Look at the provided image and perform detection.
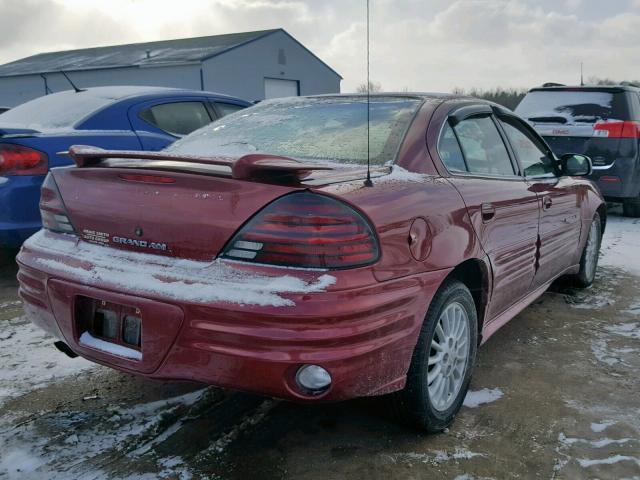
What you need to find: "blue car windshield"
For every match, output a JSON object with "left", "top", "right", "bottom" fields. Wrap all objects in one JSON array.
[{"left": 168, "top": 96, "right": 422, "bottom": 166}]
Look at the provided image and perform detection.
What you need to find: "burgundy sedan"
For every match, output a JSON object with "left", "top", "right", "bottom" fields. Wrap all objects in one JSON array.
[{"left": 17, "top": 94, "right": 604, "bottom": 431}]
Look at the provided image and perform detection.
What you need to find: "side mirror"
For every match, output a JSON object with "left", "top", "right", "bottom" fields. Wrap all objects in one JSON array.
[{"left": 560, "top": 153, "right": 592, "bottom": 176}]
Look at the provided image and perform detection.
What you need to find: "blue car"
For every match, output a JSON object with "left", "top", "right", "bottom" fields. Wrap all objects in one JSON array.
[{"left": 0, "top": 86, "right": 250, "bottom": 247}]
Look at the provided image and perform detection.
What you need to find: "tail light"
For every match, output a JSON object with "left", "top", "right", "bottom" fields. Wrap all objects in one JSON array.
[
  {"left": 221, "top": 192, "right": 379, "bottom": 269},
  {"left": 40, "top": 174, "right": 77, "bottom": 235},
  {"left": 0, "top": 143, "right": 48, "bottom": 175},
  {"left": 593, "top": 121, "right": 640, "bottom": 138}
]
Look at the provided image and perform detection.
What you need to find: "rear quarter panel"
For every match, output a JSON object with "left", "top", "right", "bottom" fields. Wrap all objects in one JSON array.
[
  {"left": 320, "top": 98, "right": 488, "bottom": 284},
  {"left": 573, "top": 178, "right": 606, "bottom": 247}
]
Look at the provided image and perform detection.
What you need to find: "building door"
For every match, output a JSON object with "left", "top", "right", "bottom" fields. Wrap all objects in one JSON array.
[{"left": 264, "top": 78, "right": 299, "bottom": 99}]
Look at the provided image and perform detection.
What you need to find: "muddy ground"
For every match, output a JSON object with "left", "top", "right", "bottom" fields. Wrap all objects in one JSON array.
[{"left": 0, "top": 210, "right": 638, "bottom": 480}]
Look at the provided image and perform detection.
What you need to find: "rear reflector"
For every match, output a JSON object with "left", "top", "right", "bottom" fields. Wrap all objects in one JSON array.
[
  {"left": 0, "top": 143, "right": 48, "bottom": 175},
  {"left": 40, "top": 173, "right": 77, "bottom": 235},
  {"left": 593, "top": 121, "right": 640, "bottom": 138},
  {"left": 221, "top": 192, "right": 379, "bottom": 269},
  {"left": 600, "top": 176, "right": 621, "bottom": 183}
]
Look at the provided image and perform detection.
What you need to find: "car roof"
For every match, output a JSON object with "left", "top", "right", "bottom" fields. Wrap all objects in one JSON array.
[
  {"left": 305, "top": 92, "right": 459, "bottom": 101},
  {"left": 66, "top": 85, "right": 249, "bottom": 104},
  {"left": 0, "top": 86, "right": 249, "bottom": 133},
  {"left": 527, "top": 85, "right": 640, "bottom": 93}
]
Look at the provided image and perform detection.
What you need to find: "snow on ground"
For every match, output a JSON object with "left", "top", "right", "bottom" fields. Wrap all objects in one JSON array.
[
  {"left": 599, "top": 210, "right": 640, "bottom": 277},
  {"left": 0, "top": 388, "right": 209, "bottom": 480},
  {"left": 463, "top": 388, "right": 504, "bottom": 408},
  {"left": 554, "top": 415, "right": 640, "bottom": 476},
  {"left": 384, "top": 448, "right": 486, "bottom": 465},
  {"left": 587, "top": 227, "right": 640, "bottom": 368},
  {"left": 0, "top": 315, "right": 94, "bottom": 405}
]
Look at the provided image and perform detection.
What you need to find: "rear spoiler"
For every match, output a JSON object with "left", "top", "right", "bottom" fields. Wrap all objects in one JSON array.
[
  {"left": 0, "top": 127, "right": 40, "bottom": 137},
  {"left": 66, "top": 145, "right": 333, "bottom": 184}
]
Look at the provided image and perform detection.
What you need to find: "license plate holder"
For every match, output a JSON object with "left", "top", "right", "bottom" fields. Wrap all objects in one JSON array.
[{"left": 76, "top": 296, "right": 142, "bottom": 350}]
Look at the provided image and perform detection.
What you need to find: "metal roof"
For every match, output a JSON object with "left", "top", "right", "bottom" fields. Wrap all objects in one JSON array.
[{"left": 0, "top": 29, "right": 284, "bottom": 78}]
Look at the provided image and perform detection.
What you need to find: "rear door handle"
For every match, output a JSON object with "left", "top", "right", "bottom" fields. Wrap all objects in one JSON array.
[
  {"left": 481, "top": 203, "right": 496, "bottom": 222},
  {"left": 543, "top": 196, "right": 553, "bottom": 210}
]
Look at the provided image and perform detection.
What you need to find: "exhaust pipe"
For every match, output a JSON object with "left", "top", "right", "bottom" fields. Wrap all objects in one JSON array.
[{"left": 54, "top": 341, "right": 78, "bottom": 359}]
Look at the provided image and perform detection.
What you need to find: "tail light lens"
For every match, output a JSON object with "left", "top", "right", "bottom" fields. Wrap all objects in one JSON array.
[
  {"left": 593, "top": 121, "right": 640, "bottom": 138},
  {"left": 0, "top": 143, "right": 48, "bottom": 175},
  {"left": 40, "top": 174, "right": 77, "bottom": 235},
  {"left": 221, "top": 192, "right": 379, "bottom": 269}
]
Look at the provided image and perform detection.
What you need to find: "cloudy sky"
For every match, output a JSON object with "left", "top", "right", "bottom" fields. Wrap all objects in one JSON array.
[{"left": 1, "top": 0, "right": 639, "bottom": 92}]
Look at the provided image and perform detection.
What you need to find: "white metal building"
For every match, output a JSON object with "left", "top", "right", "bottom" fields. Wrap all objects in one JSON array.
[{"left": 0, "top": 29, "right": 342, "bottom": 107}]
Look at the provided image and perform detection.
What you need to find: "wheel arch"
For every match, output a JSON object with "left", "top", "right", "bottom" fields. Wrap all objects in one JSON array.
[
  {"left": 596, "top": 202, "right": 607, "bottom": 235},
  {"left": 445, "top": 258, "right": 491, "bottom": 345}
]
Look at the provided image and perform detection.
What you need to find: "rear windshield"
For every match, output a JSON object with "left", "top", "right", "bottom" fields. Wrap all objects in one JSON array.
[
  {"left": 0, "top": 89, "right": 117, "bottom": 131},
  {"left": 167, "top": 96, "right": 422, "bottom": 165},
  {"left": 516, "top": 90, "right": 628, "bottom": 124}
]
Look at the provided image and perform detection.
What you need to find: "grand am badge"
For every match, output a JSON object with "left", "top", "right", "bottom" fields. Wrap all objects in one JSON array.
[{"left": 112, "top": 236, "right": 168, "bottom": 251}]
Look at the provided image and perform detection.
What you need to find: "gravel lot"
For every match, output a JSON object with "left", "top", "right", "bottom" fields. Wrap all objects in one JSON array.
[{"left": 0, "top": 208, "right": 638, "bottom": 480}]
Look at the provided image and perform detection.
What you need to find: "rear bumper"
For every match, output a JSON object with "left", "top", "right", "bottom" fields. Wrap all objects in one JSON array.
[
  {"left": 0, "top": 175, "right": 45, "bottom": 247},
  {"left": 589, "top": 158, "right": 640, "bottom": 200},
  {"left": 17, "top": 231, "right": 449, "bottom": 402}
]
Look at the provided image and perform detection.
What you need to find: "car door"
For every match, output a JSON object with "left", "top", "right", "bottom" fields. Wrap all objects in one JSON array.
[
  {"left": 497, "top": 113, "right": 583, "bottom": 288},
  {"left": 438, "top": 105, "right": 541, "bottom": 320},
  {"left": 129, "top": 98, "right": 216, "bottom": 150}
]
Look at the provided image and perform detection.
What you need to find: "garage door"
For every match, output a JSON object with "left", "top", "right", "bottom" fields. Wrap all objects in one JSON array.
[{"left": 264, "top": 78, "right": 299, "bottom": 99}]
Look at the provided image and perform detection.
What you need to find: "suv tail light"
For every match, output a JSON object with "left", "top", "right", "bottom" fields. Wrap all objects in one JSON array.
[
  {"left": 221, "top": 192, "right": 379, "bottom": 269},
  {"left": 593, "top": 121, "right": 640, "bottom": 138},
  {"left": 0, "top": 143, "right": 48, "bottom": 175},
  {"left": 40, "top": 174, "right": 77, "bottom": 235}
]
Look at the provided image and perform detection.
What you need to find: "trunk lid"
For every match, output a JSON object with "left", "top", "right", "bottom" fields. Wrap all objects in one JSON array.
[{"left": 52, "top": 166, "right": 298, "bottom": 261}]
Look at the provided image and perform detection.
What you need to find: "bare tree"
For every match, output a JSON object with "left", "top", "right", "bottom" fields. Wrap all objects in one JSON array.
[
  {"left": 452, "top": 86, "right": 528, "bottom": 110},
  {"left": 586, "top": 76, "right": 640, "bottom": 86},
  {"left": 356, "top": 81, "right": 382, "bottom": 93}
]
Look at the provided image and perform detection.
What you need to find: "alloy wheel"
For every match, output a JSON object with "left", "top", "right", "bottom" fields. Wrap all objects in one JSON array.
[{"left": 427, "top": 301, "right": 470, "bottom": 412}]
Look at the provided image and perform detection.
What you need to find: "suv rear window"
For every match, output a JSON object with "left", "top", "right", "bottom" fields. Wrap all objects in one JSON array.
[{"left": 516, "top": 90, "right": 630, "bottom": 125}]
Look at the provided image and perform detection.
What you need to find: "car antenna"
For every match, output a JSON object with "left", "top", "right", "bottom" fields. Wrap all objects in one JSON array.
[
  {"left": 580, "top": 61, "right": 584, "bottom": 86},
  {"left": 39, "top": 74, "right": 52, "bottom": 95},
  {"left": 59, "top": 70, "right": 84, "bottom": 93},
  {"left": 363, "top": 0, "right": 373, "bottom": 187}
]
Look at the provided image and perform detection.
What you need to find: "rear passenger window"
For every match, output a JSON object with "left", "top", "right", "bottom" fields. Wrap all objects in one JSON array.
[
  {"left": 454, "top": 116, "right": 515, "bottom": 176},
  {"left": 140, "top": 102, "right": 212, "bottom": 136},
  {"left": 215, "top": 102, "right": 245, "bottom": 117},
  {"left": 438, "top": 123, "right": 467, "bottom": 172},
  {"left": 500, "top": 119, "right": 556, "bottom": 177}
]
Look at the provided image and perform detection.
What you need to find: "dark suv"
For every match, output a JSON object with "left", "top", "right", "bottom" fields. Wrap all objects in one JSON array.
[{"left": 516, "top": 84, "right": 640, "bottom": 216}]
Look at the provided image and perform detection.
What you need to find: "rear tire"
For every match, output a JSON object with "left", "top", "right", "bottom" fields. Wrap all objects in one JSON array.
[
  {"left": 568, "top": 213, "right": 602, "bottom": 288},
  {"left": 623, "top": 197, "right": 640, "bottom": 218},
  {"left": 392, "top": 280, "right": 478, "bottom": 432}
]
